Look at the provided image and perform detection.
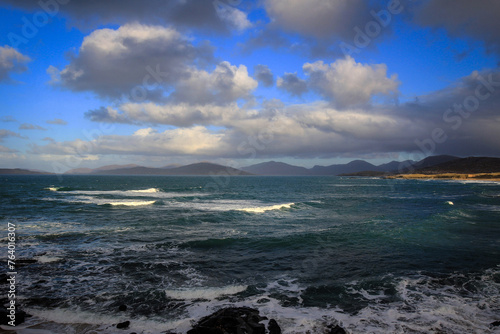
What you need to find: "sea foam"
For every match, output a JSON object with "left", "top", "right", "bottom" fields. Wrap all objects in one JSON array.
[
  {"left": 165, "top": 285, "right": 248, "bottom": 300},
  {"left": 238, "top": 203, "right": 295, "bottom": 213}
]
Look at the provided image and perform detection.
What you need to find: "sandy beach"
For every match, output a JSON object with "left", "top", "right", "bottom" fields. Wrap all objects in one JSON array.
[{"left": 386, "top": 172, "right": 500, "bottom": 182}]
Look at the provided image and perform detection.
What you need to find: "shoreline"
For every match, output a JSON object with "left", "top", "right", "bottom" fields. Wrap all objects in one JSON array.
[{"left": 385, "top": 172, "right": 500, "bottom": 182}]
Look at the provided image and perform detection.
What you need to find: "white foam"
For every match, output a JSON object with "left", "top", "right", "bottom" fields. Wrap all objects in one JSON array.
[
  {"left": 24, "top": 308, "right": 119, "bottom": 326},
  {"left": 165, "top": 199, "right": 296, "bottom": 213},
  {"left": 170, "top": 269, "right": 500, "bottom": 334},
  {"left": 14, "top": 269, "right": 500, "bottom": 334},
  {"left": 127, "top": 188, "right": 160, "bottom": 193},
  {"left": 34, "top": 255, "right": 62, "bottom": 263},
  {"left": 238, "top": 203, "right": 295, "bottom": 213},
  {"left": 45, "top": 187, "right": 60, "bottom": 191},
  {"left": 446, "top": 201, "right": 454, "bottom": 205},
  {"left": 22, "top": 308, "right": 176, "bottom": 333},
  {"left": 165, "top": 285, "right": 248, "bottom": 300},
  {"left": 108, "top": 200, "right": 156, "bottom": 206}
]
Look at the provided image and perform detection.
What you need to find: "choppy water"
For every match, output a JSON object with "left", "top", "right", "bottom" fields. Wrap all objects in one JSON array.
[{"left": 1, "top": 175, "right": 499, "bottom": 333}]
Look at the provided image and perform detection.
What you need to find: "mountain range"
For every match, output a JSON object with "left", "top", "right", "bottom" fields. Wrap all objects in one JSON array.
[{"left": 1, "top": 155, "right": 500, "bottom": 176}]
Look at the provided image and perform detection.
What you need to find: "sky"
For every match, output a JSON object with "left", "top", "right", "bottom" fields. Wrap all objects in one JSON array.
[{"left": 1, "top": 0, "right": 500, "bottom": 173}]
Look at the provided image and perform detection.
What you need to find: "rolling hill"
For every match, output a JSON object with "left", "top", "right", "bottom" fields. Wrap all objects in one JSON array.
[{"left": 4, "top": 155, "right": 499, "bottom": 176}]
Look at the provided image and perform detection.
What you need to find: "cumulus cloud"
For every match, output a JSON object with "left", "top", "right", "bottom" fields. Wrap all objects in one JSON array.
[
  {"left": 0, "top": 45, "right": 31, "bottom": 83},
  {"left": 0, "top": 0, "right": 251, "bottom": 33},
  {"left": 171, "top": 62, "right": 258, "bottom": 104},
  {"left": 264, "top": 0, "right": 372, "bottom": 40},
  {"left": 415, "top": 0, "right": 500, "bottom": 54},
  {"left": 303, "top": 57, "right": 400, "bottom": 108},
  {"left": 277, "top": 73, "right": 308, "bottom": 96},
  {"left": 51, "top": 23, "right": 214, "bottom": 98},
  {"left": 51, "top": 24, "right": 257, "bottom": 105},
  {"left": 31, "top": 126, "right": 227, "bottom": 157},
  {"left": 254, "top": 65, "right": 274, "bottom": 87},
  {"left": 214, "top": 2, "right": 252, "bottom": 31},
  {"left": 19, "top": 123, "right": 47, "bottom": 130},
  {"left": 86, "top": 102, "right": 255, "bottom": 127},
  {"left": 31, "top": 68, "right": 500, "bottom": 159}
]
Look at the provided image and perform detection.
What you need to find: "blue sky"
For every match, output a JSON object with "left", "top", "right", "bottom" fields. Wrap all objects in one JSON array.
[{"left": 1, "top": 0, "right": 500, "bottom": 172}]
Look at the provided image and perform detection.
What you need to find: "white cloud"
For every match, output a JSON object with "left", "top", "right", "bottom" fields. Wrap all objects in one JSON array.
[
  {"left": 52, "top": 24, "right": 257, "bottom": 106},
  {"left": 32, "top": 126, "right": 227, "bottom": 157},
  {"left": 0, "top": 45, "right": 31, "bottom": 83},
  {"left": 51, "top": 23, "right": 213, "bottom": 98},
  {"left": 172, "top": 62, "right": 258, "bottom": 104},
  {"left": 86, "top": 102, "right": 258, "bottom": 128},
  {"left": 133, "top": 128, "right": 158, "bottom": 137},
  {"left": 215, "top": 3, "right": 252, "bottom": 31},
  {"left": 31, "top": 69, "right": 500, "bottom": 160},
  {"left": 303, "top": 56, "right": 400, "bottom": 108}
]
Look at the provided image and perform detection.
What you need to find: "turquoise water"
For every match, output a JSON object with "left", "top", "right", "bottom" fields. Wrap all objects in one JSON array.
[{"left": 1, "top": 175, "right": 499, "bottom": 333}]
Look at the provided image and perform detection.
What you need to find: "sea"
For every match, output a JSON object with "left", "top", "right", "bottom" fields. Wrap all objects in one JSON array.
[{"left": 0, "top": 175, "right": 499, "bottom": 333}]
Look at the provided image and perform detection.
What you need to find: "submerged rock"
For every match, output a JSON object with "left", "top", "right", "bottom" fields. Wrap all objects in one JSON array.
[
  {"left": 327, "top": 324, "right": 347, "bottom": 334},
  {"left": 116, "top": 320, "right": 130, "bottom": 329},
  {"left": 268, "top": 318, "right": 281, "bottom": 334},
  {"left": 187, "top": 307, "right": 270, "bottom": 334}
]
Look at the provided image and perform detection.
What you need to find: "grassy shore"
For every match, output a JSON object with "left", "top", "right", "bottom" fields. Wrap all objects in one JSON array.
[{"left": 386, "top": 172, "right": 500, "bottom": 181}]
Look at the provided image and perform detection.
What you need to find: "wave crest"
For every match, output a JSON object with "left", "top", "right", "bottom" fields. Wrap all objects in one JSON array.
[{"left": 238, "top": 203, "right": 295, "bottom": 213}]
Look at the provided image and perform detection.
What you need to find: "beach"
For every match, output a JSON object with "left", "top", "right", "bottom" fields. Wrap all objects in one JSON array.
[{"left": 386, "top": 172, "right": 500, "bottom": 182}]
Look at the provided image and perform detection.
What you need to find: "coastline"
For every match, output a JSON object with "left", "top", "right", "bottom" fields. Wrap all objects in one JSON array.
[{"left": 385, "top": 172, "right": 500, "bottom": 182}]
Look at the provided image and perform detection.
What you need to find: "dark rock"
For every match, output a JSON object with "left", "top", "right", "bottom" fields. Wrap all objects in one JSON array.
[
  {"left": 187, "top": 307, "right": 269, "bottom": 334},
  {"left": 268, "top": 318, "right": 281, "bottom": 334},
  {"left": 327, "top": 324, "right": 347, "bottom": 334},
  {"left": 116, "top": 320, "right": 130, "bottom": 329},
  {"left": 490, "top": 320, "right": 500, "bottom": 327},
  {"left": 118, "top": 304, "right": 127, "bottom": 312}
]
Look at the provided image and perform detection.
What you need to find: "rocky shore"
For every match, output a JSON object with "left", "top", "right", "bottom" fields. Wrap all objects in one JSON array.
[
  {"left": 0, "top": 303, "right": 347, "bottom": 334},
  {"left": 2, "top": 276, "right": 500, "bottom": 333}
]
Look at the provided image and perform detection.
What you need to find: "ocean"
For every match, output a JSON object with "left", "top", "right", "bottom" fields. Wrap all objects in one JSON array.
[{"left": 1, "top": 175, "right": 499, "bottom": 333}]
